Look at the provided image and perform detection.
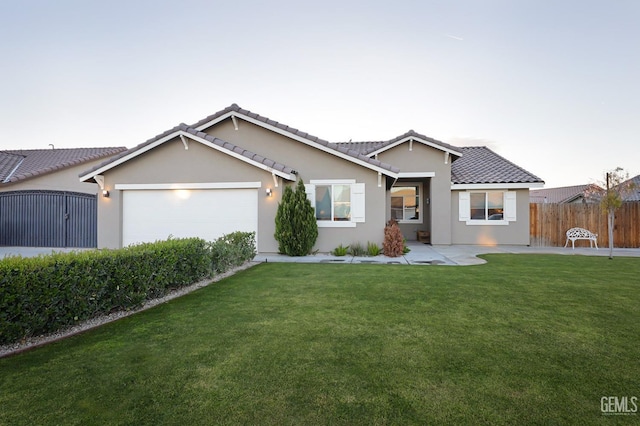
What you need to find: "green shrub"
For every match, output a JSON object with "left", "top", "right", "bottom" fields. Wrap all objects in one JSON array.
[
  {"left": 348, "top": 242, "right": 366, "bottom": 257},
  {"left": 209, "top": 231, "right": 256, "bottom": 274},
  {"left": 403, "top": 238, "right": 411, "bottom": 254},
  {"left": 0, "top": 233, "right": 256, "bottom": 346},
  {"left": 332, "top": 244, "right": 349, "bottom": 256},
  {"left": 274, "top": 180, "right": 318, "bottom": 256},
  {"left": 367, "top": 242, "right": 382, "bottom": 256}
]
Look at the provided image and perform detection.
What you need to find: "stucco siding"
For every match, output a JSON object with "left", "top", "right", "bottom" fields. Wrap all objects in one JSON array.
[
  {"left": 1, "top": 162, "right": 101, "bottom": 194},
  {"left": 450, "top": 188, "right": 531, "bottom": 245}
]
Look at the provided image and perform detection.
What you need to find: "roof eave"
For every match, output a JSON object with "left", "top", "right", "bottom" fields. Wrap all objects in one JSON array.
[
  {"left": 367, "top": 136, "right": 463, "bottom": 158},
  {"left": 451, "top": 182, "right": 545, "bottom": 190}
]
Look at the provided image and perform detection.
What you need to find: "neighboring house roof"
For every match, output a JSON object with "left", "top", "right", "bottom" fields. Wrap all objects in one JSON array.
[
  {"left": 337, "top": 129, "right": 463, "bottom": 157},
  {"left": 0, "top": 147, "right": 127, "bottom": 185},
  {"left": 530, "top": 184, "right": 602, "bottom": 204},
  {"left": 621, "top": 175, "right": 640, "bottom": 201},
  {"left": 451, "top": 146, "right": 544, "bottom": 186},
  {"left": 80, "top": 123, "right": 299, "bottom": 182},
  {"left": 81, "top": 104, "right": 401, "bottom": 181}
]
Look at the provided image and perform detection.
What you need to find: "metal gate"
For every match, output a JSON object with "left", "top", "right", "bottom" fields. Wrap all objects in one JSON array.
[{"left": 0, "top": 190, "right": 97, "bottom": 248}]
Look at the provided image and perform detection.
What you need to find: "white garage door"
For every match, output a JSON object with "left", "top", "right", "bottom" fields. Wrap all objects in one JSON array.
[{"left": 122, "top": 188, "right": 258, "bottom": 246}]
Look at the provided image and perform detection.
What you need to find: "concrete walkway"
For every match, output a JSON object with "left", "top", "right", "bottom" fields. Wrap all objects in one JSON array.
[
  {"left": 2, "top": 244, "right": 639, "bottom": 266},
  {"left": 254, "top": 242, "right": 640, "bottom": 266}
]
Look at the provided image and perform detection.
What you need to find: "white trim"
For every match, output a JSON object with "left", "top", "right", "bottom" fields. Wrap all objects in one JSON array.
[
  {"left": 195, "top": 111, "right": 235, "bottom": 131},
  {"left": 94, "top": 175, "right": 105, "bottom": 190},
  {"left": 179, "top": 134, "right": 189, "bottom": 150},
  {"left": 115, "top": 182, "right": 262, "bottom": 190},
  {"left": 310, "top": 179, "right": 356, "bottom": 185},
  {"left": 317, "top": 221, "right": 357, "bottom": 228},
  {"left": 367, "top": 136, "right": 463, "bottom": 158},
  {"left": 391, "top": 182, "right": 423, "bottom": 224},
  {"left": 452, "top": 182, "right": 544, "bottom": 190},
  {"left": 199, "top": 113, "right": 399, "bottom": 179},
  {"left": 398, "top": 172, "right": 435, "bottom": 178},
  {"left": 465, "top": 220, "right": 509, "bottom": 226}
]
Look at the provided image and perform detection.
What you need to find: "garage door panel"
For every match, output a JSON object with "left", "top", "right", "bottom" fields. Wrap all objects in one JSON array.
[{"left": 123, "top": 189, "right": 257, "bottom": 246}]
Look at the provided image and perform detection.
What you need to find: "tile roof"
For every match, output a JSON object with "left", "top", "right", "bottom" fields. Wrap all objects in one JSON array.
[
  {"left": 336, "top": 129, "right": 462, "bottom": 156},
  {"left": 530, "top": 184, "right": 602, "bottom": 204},
  {"left": 0, "top": 147, "right": 127, "bottom": 184},
  {"left": 192, "top": 104, "right": 400, "bottom": 174},
  {"left": 451, "top": 146, "right": 544, "bottom": 185}
]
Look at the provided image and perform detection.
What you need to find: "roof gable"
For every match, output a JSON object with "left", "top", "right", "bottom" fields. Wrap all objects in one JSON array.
[
  {"left": 451, "top": 146, "right": 544, "bottom": 187},
  {"left": 79, "top": 124, "right": 298, "bottom": 182},
  {"left": 1, "top": 148, "right": 127, "bottom": 185},
  {"left": 337, "top": 130, "right": 462, "bottom": 158},
  {"left": 192, "top": 104, "right": 400, "bottom": 177}
]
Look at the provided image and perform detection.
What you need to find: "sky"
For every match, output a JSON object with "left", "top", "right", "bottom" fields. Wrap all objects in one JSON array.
[{"left": 1, "top": 0, "right": 638, "bottom": 188}]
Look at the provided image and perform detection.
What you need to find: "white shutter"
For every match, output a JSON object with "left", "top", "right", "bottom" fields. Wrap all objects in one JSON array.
[
  {"left": 304, "top": 183, "right": 316, "bottom": 214},
  {"left": 351, "top": 183, "right": 365, "bottom": 223},
  {"left": 458, "top": 192, "right": 470, "bottom": 221},
  {"left": 504, "top": 191, "right": 517, "bottom": 221}
]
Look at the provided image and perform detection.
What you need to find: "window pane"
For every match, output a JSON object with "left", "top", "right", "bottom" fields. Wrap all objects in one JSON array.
[
  {"left": 333, "top": 184, "right": 351, "bottom": 221},
  {"left": 391, "top": 185, "right": 419, "bottom": 221},
  {"left": 315, "top": 186, "right": 331, "bottom": 221},
  {"left": 470, "top": 193, "right": 486, "bottom": 220},
  {"left": 410, "top": 196, "right": 419, "bottom": 220},
  {"left": 487, "top": 192, "right": 504, "bottom": 219},
  {"left": 391, "top": 196, "right": 403, "bottom": 220}
]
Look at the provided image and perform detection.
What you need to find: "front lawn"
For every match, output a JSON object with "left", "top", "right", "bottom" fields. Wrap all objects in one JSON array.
[{"left": 1, "top": 255, "right": 638, "bottom": 425}]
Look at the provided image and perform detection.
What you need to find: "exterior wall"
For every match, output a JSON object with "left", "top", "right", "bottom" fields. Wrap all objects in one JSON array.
[
  {"left": 98, "top": 122, "right": 385, "bottom": 253},
  {"left": 97, "top": 138, "right": 279, "bottom": 251},
  {"left": 0, "top": 161, "right": 101, "bottom": 194},
  {"left": 204, "top": 120, "right": 387, "bottom": 252},
  {"left": 376, "top": 142, "right": 453, "bottom": 244},
  {"left": 450, "top": 188, "right": 531, "bottom": 245}
]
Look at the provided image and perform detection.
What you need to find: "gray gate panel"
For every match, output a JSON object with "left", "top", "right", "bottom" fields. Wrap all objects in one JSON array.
[
  {"left": 0, "top": 190, "right": 97, "bottom": 248},
  {"left": 65, "top": 192, "right": 97, "bottom": 247}
]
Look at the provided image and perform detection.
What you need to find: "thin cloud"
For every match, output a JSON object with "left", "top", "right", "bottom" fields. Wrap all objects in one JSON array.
[{"left": 445, "top": 34, "right": 464, "bottom": 41}]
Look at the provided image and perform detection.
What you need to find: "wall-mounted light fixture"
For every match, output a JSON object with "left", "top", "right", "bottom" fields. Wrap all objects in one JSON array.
[
  {"left": 266, "top": 188, "right": 273, "bottom": 197},
  {"left": 102, "top": 190, "right": 110, "bottom": 198}
]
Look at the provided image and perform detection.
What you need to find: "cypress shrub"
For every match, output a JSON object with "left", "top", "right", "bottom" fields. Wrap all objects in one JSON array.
[{"left": 274, "top": 179, "right": 318, "bottom": 256}]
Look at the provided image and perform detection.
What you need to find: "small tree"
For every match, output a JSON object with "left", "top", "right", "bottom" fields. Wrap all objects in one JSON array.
[
  {"left": 596, "top": 168, "right": 636, "bottom": 259},
  {"left": 274, "top": 179, "right": 318, "bottom": 256},
  {"left": 383, "top": 219, "right": 405, "bottom": 257}
]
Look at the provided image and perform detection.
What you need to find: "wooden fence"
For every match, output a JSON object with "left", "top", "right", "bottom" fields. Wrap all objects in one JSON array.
[{"left": 529, "top": 202, "right": 640, "bottom": 248}]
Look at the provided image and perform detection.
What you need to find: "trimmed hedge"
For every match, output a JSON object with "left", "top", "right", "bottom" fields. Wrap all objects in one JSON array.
[{"left": 0, "top": 233, "right": 256, "bottom": 345}]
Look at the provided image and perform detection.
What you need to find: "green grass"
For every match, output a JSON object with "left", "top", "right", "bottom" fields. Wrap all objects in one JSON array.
[{"left": 1, "top": 254, "right": 639, "bottom": 425}]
